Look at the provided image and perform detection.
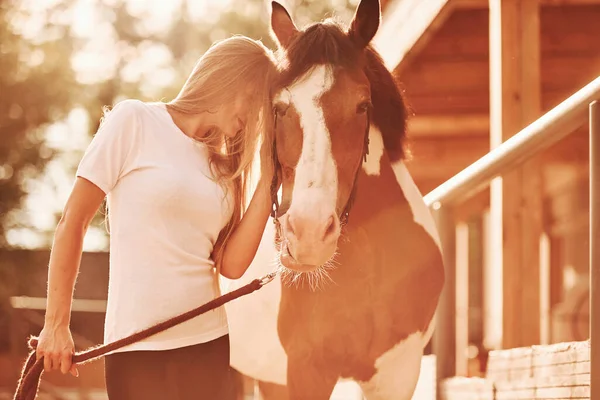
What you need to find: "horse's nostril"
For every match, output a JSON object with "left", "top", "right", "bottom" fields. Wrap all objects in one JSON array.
[{"left": 322, "top": 215, "right": 336, "bottom": 241}]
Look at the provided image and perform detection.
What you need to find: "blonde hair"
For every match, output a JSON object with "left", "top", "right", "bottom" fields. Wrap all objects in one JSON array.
[{"left": 165, "top": 35, "right": 278, "bottom": 283}]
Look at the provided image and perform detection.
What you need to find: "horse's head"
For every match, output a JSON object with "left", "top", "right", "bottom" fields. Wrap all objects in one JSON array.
[{"left": 269, "top": 0, "right": 403, "bottom": 274}]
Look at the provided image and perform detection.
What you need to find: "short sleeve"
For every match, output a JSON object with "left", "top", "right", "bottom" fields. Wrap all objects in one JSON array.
[{"left": 76, "top": 99, "right": 143, "bottom": 194}]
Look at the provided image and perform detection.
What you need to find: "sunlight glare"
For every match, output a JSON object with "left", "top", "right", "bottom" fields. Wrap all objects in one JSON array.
[
  {"left": 122, "top": 0, "right": 234, "bottom": 34},
  {"left": 71, "top": 0, "right": 102, "bottom": 38},
  {"left": 70, "top": 21, "right": 120, "bottom": 84},
  {"left": 122, "top": 42, "right": 178, "bottom": 98},
  {"left": 125, "top": 0, "right": 182, "bottom": 36},
  {"left": 9, "top": 8, "right": 46, "bottom": 41},
  {"left": 186, "top": 0, "right": 235, "bottom": 22},
  {"left": 45, "top": 107, "right": 91, "bottom": 152}
]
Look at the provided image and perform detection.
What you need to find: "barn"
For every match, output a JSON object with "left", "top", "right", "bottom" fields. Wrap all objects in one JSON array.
[{"left": 371, "top": 0, "right": 600, "bottom": 398}]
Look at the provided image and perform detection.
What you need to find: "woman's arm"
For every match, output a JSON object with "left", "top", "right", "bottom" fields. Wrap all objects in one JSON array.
[
  {"left": 219, "top": 176, "right": 275, "bottom": 280},
  {"left": 37, "top": 177, "right": 106, "bottom": 375},
  {"left": 219, "top": 178, "right": 272, "bottom": 279}
]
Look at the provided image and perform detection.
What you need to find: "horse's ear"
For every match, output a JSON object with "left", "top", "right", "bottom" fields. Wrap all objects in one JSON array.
[
  {"left": 270, "top": 1, "right": 298, "bottom": 49},
  {"left": 348, "top": 0, "right": 381, "bottom": 48}
]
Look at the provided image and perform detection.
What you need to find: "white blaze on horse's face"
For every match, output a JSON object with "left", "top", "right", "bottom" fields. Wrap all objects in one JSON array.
[{"left": 278, "top": 65, "right": 340, "bottom": 270}]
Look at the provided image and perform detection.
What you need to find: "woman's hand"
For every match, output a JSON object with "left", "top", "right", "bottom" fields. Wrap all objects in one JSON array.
[{"left": 36, "top": 325, "right": 79, "bottom": 377}]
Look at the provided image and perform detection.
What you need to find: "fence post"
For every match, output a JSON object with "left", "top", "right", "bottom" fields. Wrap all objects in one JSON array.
[
  {"left": 590, "top": 100, "right": 600, "bottom": 399},
  {"left": 432, "top": 204, "right": 456, "bottom": 400}
]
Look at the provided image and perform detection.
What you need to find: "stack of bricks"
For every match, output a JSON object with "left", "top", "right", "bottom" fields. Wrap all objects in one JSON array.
[
  {"left": 440, "top": 340, "right": 590, "bottom": 400},
  {"left": 440, "top": 376, "right": 495, "bottom": 400}
]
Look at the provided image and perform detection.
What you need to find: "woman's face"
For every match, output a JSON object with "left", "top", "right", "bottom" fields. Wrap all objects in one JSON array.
[{"left": 215, "top": 88, "right": 255, "bottom": 139}]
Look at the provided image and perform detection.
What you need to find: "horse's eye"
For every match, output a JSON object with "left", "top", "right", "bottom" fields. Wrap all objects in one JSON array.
[
  {"left": 274, "top": 103, "right": 288, "bottom": 117},
  {"left": 357, "top": 101, "right": 372, "bottom": 114}
]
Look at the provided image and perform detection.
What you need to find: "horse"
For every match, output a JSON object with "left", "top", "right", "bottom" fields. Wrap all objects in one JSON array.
[{"left": 223, "top": 0, "right": 445, "bottom": 398}]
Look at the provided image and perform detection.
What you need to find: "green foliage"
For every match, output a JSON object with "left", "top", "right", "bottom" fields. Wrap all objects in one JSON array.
[{"left": 0, "top": 0, "right": 79, "bottom": 247}]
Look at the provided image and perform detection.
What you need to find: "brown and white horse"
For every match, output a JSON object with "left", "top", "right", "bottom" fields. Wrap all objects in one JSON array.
[{"left": 223, "top": 0, "right": 445, "bottom": 398}]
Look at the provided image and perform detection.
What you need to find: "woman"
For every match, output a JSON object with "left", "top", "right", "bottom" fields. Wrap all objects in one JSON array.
[{"left": 35, "top": 36, "right": 279, "bottom": 399}]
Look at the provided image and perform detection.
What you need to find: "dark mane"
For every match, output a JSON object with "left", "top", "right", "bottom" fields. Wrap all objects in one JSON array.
[
  {"left": 363, "top": 46, "right": 408, "bottom": 161},
  {"left": 275, "top": 19, "right": 408, "bottom": 161}
]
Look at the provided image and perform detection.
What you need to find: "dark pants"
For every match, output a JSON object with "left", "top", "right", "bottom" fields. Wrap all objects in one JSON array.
[{"left": 104, "top": 334, "right": 237, "bottom": 400}]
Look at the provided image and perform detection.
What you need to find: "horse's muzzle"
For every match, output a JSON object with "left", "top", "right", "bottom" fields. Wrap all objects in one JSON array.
[{"left": 280, "top": 212, "right": 340, "bottom": 271}]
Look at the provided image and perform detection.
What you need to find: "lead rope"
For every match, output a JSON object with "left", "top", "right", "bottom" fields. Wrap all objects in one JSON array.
[{"left": 12, "top": 271, "right": 278, "bottom": 400}]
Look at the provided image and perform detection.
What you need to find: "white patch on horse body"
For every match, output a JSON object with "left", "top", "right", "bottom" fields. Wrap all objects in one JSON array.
[
  {"left": 362, "top": 125, "right": 384, "bottom": 176},
  {"left": 391, "top": 161, "right": 442, "bottom": 250},
  {"left": 359, "top": 125, "right": 441, "bottom": 250},
  {"left": 358, "top": 332, "right": 425, "bottom": 400},
  {"left": 286, "top": 65, "right": 338, "bottom": 218}
]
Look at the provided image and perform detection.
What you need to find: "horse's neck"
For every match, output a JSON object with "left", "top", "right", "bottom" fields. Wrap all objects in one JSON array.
[{"left": 355, "top": 126, "right": 442, "bottom": 250}]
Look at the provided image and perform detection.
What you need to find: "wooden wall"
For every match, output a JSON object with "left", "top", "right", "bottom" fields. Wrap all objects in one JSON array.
[
  {"left": 391, "top": 0, "right": 600, "bottom": 377},
  {"left": 397, "top": 3, "right": 600, "bottom": 196}
]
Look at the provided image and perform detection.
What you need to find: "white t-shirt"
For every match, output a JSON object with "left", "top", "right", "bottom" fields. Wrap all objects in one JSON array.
[{"left": 76, "top": 99, "right": 233, "bottom": 353}]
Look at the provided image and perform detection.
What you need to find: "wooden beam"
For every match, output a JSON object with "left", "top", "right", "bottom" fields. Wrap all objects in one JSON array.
[
  {"left": 544, "top": 162, "right": 589, "bottom": 198},
  {"left": 540, "top": 0, "right": 600, "bottom": 4},
  {"left": 405, "top": 89, "right": 598, "bottom": 117},
  {"left": 400, "top": 55, "right": 600, "bottom": 99},
  {"left": 456, "top": 0, "right": 600, "bottom": 8},
  {"left": 10, "top": 296, "right": 107, "bottom": 313},
  {"left": 412, "top": 6, "right": 600, "bottom": 61},
  {"left": 542, "top": 126, "right": 589, "bottom": 164},
  {"left": 455, "top": 222, "right": 470, "bottom": 376},
  {"left": 454, "top": 189, "right": 491, "bottom": 221},
  {"left": 405, "top": 125, "right": 586, "bottom": 181},
  {"left": 408, "top": 114, "right": 489, "bottom": 137},
  {"left": 548, "top": 234, "right": 564, "bottom": 338},
  {"left": 489, "top": 0, "right": 543, "bottom": 350},
  {"left": 405, "top": 136, "right": 488, "bottom": 181},
  {"left": 373, "top": 0, "right": 454, "bottom": 72}
]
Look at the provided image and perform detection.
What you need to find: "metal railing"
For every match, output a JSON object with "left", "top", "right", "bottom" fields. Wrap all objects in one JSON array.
[{"left": 423, "top": 76, "right": 600, "bottom": 399}]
